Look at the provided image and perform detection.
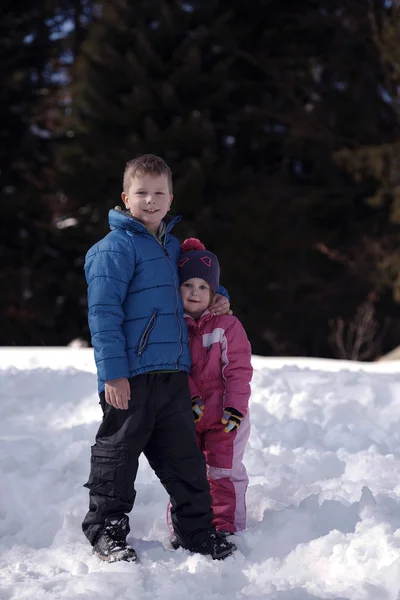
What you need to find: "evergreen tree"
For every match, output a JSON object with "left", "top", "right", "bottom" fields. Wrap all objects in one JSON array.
[
  {"left": 334, "top": 2, "right": 400, "bottom": 302},
  {"left": 0, "top": 0, "right": 92, "bottom": 344},
  {"left": 214, "top": 0, "right": 400, "bottom": 357},
  {"left": 61, "top": 0, "right": 400, "bottom": 357},
  {"left": 60, "top": 0, "right": 256, "bottom": 234}
]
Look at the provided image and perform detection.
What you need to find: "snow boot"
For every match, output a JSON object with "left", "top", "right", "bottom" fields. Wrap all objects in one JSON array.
[
  {"left": 93, "top": 516, "right": 137, "bottom": 563},
  {"left": 171, "top": 529, "right": 236, "bottom": 560}
]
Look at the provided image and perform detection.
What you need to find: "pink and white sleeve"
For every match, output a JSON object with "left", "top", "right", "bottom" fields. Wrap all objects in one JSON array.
[{"left": 220, "top": 318, "right": 253, "bottom": 416}]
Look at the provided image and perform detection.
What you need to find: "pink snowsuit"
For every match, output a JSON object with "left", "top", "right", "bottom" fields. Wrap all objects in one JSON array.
[{"left": 185, "top": 310, "right": 253, "bottom": 533}]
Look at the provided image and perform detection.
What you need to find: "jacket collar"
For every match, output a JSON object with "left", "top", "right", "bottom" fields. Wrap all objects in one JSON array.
[
  {"left": 108, "top": 208, "right": 181, "bottom": 236},
  {"left": 185, "top": 309, "right": 214, "bottom": 328}
]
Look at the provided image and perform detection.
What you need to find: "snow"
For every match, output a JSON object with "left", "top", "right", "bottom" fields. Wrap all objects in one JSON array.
[{"left": 1, "top": 349, "right": 400, "bottom": 600}]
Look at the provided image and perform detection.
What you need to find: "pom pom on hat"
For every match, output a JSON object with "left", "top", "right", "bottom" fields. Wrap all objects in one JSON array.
[{"left": 181, "top": 238, "right": 206, "bottom": 252}]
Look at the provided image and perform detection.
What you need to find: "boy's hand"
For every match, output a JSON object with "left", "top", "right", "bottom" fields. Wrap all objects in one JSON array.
[
  {"left": 221, "top": 407, "right": 243, "bottom": 432},
  {"left": 105, "top": 377, "right": 131, "bottom": 410},
  {"left": 210, "top": 293, "right": 232, "bottom": 316}
]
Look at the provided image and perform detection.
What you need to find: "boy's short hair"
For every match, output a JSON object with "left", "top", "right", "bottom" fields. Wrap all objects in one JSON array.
[{"left": 123, "top": 154, "right": 173, "bottom": 194}]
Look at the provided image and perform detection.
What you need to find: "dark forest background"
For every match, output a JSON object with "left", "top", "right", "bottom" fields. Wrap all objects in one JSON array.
[{"left": 2, "top": 0, "right": 400, "bottom": 360}]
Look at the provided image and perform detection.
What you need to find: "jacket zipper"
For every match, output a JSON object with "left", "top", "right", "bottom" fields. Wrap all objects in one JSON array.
[
  {"left": 165, "top": 253, "right": 183, "bottom": 369},
  {"left": 163, "top": 236, "right": 183, "bottom": 369},
  {"left": 128, "top": 218, "right": 183, "bottom": 367},
  {"left": 138, "top": 313, "right": 157, "bottom": 356}
]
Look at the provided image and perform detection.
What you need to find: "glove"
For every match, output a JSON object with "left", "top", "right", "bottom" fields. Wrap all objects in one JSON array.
[
  {"left": 192, "top": 396, "right": 205, "bottom": 422},
  {"left": 221, "top": 407, "right": 244, "bottom": 432}
]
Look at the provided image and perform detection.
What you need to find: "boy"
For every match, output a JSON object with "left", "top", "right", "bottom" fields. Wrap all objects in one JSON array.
[{"left": 82, "top": 154, "right": 236, "bottom": 562}]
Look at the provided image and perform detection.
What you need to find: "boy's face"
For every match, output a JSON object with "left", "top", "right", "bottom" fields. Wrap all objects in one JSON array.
[
  {"left": 180, "top": 278, "right": 212, "bottom": 319},
  {"left": 121, "top": 173, "right": 173, "bottom": 234}
]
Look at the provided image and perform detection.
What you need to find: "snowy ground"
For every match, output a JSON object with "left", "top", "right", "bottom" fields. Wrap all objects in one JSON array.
[{"left": 2, "top": 349, "right": 400, "bottom": 600}]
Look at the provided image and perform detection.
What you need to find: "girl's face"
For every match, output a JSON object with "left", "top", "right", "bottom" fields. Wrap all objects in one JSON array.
[{"left": 180, "top": 277, "right": 212, "bottom": 319}]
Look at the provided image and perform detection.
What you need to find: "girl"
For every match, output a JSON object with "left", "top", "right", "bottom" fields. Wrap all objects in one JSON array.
[{"left": 178, "top": 238, "right": 253, "bottom": 534}]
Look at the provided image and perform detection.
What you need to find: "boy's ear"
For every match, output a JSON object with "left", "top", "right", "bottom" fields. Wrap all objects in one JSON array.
[
  {"left": 121, "top": 192, "right": 128, "bottom": 206},
  {"left": 169, "top": 194, "right": 173, "bottom": 210}
]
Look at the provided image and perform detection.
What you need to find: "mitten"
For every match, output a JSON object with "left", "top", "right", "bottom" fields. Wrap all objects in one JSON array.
[
  {"left": 221, "top": 407, "right": 244, "bottom": 432},
  {"left": 192, "top": 396, "right": 205, "bottom": 422}
]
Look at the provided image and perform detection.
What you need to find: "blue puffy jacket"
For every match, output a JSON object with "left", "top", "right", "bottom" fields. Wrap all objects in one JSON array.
[{"left": 85, "top": 209, "right": 191, "bottom": 392}]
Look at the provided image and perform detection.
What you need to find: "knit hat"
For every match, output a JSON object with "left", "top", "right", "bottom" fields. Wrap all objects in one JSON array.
[{"left": 178, "top": 238, "right": 220, "bottom": 294}]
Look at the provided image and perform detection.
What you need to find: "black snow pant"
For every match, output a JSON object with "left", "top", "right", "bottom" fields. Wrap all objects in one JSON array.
[{"left": 82, "top": 372, "right": 215, "bottom": 547}]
